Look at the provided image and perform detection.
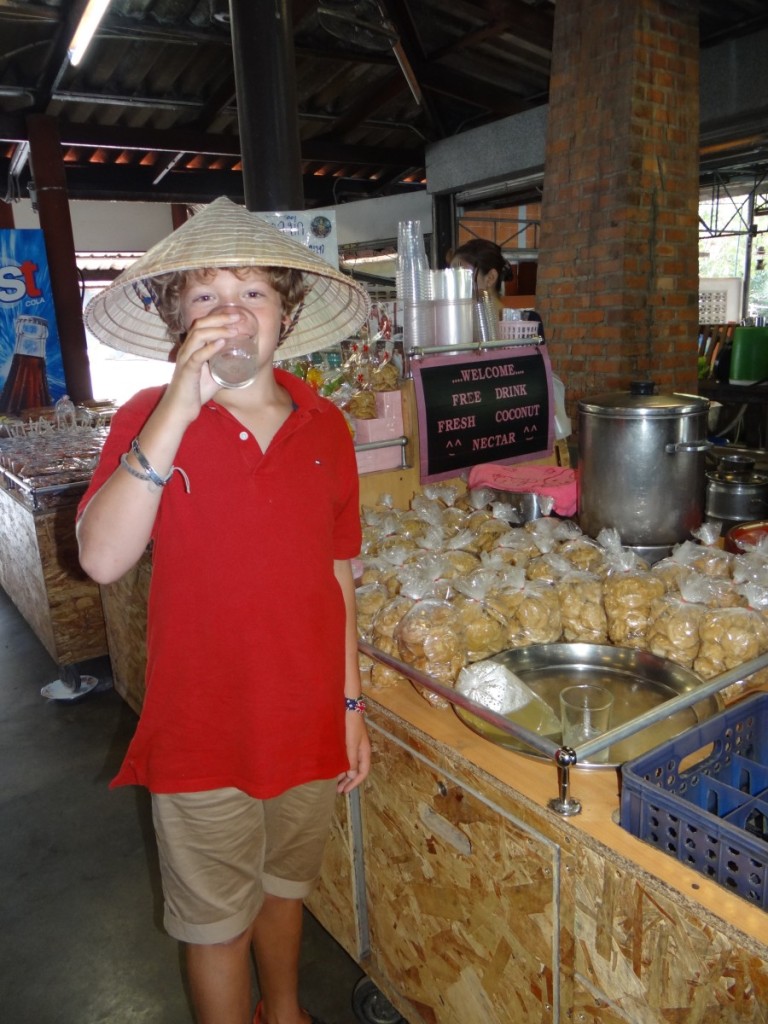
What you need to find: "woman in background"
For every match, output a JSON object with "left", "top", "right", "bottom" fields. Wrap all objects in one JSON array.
[
  {"left": 450, "top": 239, "right": 545, "bottom": 341},
  {"left": 450, "top": 238, "right": 511, "bottom": 320}
]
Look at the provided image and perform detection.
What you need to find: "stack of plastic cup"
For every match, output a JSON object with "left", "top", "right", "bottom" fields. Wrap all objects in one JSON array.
[
  {"left": 473, "top": 288, "right": 498, "bottom": 344},
  {"left": 473, "top": 301, "right": 493, "bottom": 344},
  {"left": 431, "top": 268, "right": 474, "bottom": 348},
  {"left": 397, "top": 220, "right": 433, "bottom": 351}
]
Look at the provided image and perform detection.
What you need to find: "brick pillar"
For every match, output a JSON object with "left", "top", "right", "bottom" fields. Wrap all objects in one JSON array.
[{"left": 536, "top": 0, "right": 700, "bottom": 415}]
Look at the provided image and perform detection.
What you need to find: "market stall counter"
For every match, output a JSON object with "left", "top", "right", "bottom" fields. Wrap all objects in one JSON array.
[
  {"left": 307, "top": 665, "right": 768, "bottom": 1024},
  {"left": 94, "top": 364, "right": 768, "bottom": 1021},
  {"left": 100, "top": 557, "right": 768, "bottom": 1024},
  {"left": 0, "top": 419, "right": 110, "bottom": 670}
]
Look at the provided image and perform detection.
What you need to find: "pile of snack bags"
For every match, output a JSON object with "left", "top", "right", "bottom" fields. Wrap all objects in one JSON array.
[{"left": 355, "top": 481, "right": 768, "bottom": 709}]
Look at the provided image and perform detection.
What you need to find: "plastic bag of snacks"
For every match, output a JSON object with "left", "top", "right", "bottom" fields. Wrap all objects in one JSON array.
[
  {"left": 672, "top": 539, "right": 734, "bottom": 579},
  {"left": 490, "top": 575, "right": 562, "bottom": 647},
  {"left": 598, "top": 527, "right": 649, "bottom": 573},
  {"left": 369, "top": 594, "right": 417, "bottom": 691},
  {"left": 555, "top": 570, "right": 608, "bottom": 644},
  {"left": 398, "top": 552, "right": 456, "bottom": 603},
  {"left": 694, "top": 604, "right": 768, "bottom": 701},
  {"left": 355, "top": 583, "right": 389, "bottom": 641},
  {"left": 525, "top": 550, "right": 573, "bottom": 585},
  {"left": 394, "top": 599, "right": 467, "bottom": 708},
  {"left": 451, "top": 569, "right": 509, "bottom": 662},
  {"left": 603, "top": 570, "right": 665, "bottom": 648},
  {"left": 558, "top": 535, "right": 609, "bottom": 576},
  {"left": 645, "top": 573, "right": 711, "bottom": 668},
  {"left": 359, "top": 553, "right": 407, "bottom": 598}
]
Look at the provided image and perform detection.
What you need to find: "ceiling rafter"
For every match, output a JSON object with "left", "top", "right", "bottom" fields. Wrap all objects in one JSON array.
[{"left": 0, "top": 1, "right": 765, "bottom": 209}]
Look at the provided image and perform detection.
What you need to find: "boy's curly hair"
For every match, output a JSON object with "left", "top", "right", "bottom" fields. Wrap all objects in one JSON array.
[{"left": 145, "top": 266, "right": 308, "bottom": 346}]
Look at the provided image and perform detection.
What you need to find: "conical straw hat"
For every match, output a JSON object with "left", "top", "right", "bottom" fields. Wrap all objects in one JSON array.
[{"left": 85, "top": 197, "right": 370, "bottom": 361}]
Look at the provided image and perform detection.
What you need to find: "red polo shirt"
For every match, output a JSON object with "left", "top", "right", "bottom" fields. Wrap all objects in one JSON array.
[{"left": 79, "top": 370, "right": 362, "bottom": 798}]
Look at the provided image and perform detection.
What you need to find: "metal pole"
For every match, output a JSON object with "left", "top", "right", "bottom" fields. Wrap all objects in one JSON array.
[
  {"left": 359, "top": 642, "right": 768, "bottom": 816},
  {"left": 742, "top": 190, "right": 755, "bottom": 320},
  {"left": 574, "top": 650, "right": 768, "bottom": 761},
  {"left": 358, "top": 640, "right": 561, "bottom": 759},
  {"left": 548, "top": 748, "right": 581, "bottom": 817},
  {"left": 228, "top": 0, "right": 304, "bottom": 211}
]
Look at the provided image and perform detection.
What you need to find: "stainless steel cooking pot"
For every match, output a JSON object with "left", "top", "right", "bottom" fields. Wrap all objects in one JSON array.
[
  {"left": 578, "top": 382, "right": 710, "bottom": 553},
  {"left": 705, "top": 452, "right": 768, "bottom": 526}
]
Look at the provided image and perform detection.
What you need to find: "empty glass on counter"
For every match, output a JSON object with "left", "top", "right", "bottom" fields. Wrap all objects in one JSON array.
[{"left": 560, "top": 683, "right": 614, "bottom": 762}]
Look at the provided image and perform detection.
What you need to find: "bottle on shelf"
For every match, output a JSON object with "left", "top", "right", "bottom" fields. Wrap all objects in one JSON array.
[{"left": 0, "top": 315, "right": 53, "bottom": 415}]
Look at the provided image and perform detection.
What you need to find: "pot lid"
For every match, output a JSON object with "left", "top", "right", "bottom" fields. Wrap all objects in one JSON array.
[
  {"left": 707, "top": 453, "right": 768, "bottom": 486},
  {"left": 578, "top": 381, "right": 709, "bottom": 417},
  {"left": 706, "top": 471, "right": 768, "bottom": 487}
]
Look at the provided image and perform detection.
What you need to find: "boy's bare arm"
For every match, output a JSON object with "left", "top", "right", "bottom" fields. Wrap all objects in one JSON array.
[
  {"left": 334, "top": 558, "right": 372, "bottom": 792},
  {"left": 76, "top": 398, "right": 190, "bottom": 583},
  {"left": 77, "top": 320, "right": 227, "bottom": 584}
]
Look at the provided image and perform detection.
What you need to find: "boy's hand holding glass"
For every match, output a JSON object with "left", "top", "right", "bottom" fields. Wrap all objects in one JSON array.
[{"left": 208, "top": 305, "right": 260, "bottom": 389}]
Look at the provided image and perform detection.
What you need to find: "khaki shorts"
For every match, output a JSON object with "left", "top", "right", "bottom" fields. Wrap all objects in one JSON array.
[{"left": 151, "top": 779, "right": 338, "bottom": 944}]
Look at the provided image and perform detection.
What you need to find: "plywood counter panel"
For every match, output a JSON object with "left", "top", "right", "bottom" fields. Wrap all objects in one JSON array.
[
  {"left": 99, "top": 553, "right": 151, "bottom": 714},
  {"left": 306, "top": 679, "right": 768, "bottom": 1024},
  {"left": 0, "top": 485, "right": 107, "bottom": 666}
]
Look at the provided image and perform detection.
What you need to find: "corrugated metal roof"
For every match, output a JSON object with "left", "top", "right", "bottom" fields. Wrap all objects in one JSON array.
[{"left": 0, "top": 0, "right": 766, "bottom": 209}]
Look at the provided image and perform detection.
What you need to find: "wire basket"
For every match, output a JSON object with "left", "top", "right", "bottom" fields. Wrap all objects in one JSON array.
[{"left": 498, "top": 320, "right": 540, "bottom": 341}]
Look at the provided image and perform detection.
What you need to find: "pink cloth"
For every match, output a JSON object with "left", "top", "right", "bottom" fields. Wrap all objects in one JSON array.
[{"left": 467, "top": 463, "right": 578, "bottom": 517}]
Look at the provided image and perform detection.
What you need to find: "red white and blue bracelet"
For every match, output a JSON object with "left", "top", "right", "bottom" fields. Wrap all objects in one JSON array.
[{"left": 345, "top": 696, "right": 366, "bottom": 714}]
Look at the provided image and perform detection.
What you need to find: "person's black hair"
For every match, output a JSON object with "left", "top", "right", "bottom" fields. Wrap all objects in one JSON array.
[{"left": 451, "top": 239, "right": 511, "bottom": 295}]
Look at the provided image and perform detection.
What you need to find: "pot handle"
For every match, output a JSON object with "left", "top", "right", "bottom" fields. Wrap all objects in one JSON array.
[{"left": 664, "top": 440, "right": 712, "bottom": 454}]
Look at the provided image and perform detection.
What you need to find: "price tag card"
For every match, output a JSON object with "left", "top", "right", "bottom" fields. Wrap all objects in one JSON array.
[{"left": 412, "top": 346, "right": 554, "bottom": 482}]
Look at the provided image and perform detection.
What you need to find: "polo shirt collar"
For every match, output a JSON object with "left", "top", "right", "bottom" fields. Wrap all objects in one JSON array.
[
  {"left": 204, "top": 366, "right": 328, "bottom": 419},
  {"left": 274, "top": 366, "right": 328, "bottom": 415}
]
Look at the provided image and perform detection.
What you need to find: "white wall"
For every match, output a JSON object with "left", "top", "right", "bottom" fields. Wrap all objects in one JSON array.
[
  {"left": 8, "top": 199, "right": 175, "bottom": 251},
  {"left": 9, "top": 192, "right": 431, "bottom": 251},
  {"left": 334, "top": 190, "right": 432, "bottom": 245}
]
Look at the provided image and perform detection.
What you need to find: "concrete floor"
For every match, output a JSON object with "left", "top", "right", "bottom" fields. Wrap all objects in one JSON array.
[{"left": 0, "top": 586, "right": 367, "bottom": 1024}]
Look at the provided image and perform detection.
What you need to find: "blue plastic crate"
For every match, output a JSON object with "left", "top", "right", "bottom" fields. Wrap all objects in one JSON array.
[{"left": 620, "top": 692, "right": 768, "bottom": 909}]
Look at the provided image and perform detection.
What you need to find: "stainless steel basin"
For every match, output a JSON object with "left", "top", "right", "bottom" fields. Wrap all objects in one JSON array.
[{"left": 454, "top": 643, "right": 722, "bottom": 769}]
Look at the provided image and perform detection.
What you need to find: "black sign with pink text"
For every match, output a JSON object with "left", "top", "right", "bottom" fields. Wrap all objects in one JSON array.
[{"left": 412, "top": 346, "right": 553, "bottom": 482}]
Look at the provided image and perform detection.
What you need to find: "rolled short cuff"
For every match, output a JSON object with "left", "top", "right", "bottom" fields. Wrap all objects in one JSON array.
[
  {"left": 262, "top": 871, "right": 319, "bottom": 901},
  {"left": 164, "top": 891, "right": 264, "bottom": 945}
]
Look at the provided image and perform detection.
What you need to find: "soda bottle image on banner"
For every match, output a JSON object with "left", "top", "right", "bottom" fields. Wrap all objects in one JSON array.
[{"left": 0, "top": 314, "right": 53, "bottom": 415}]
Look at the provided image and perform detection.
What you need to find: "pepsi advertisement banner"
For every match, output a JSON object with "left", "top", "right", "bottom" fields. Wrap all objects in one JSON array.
[{"left": 0, "top": 229, "right": 66, "bottom": 415}]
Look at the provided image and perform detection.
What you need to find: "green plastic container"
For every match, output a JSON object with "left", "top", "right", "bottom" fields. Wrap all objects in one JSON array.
[{"left": 729, "top": 326, "right": 768, "bottom": 384}]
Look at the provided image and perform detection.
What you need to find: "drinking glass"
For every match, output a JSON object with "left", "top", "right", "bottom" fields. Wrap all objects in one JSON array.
[
  {"left": 559, "top": 683, "right": 614, "bottom": 762},
  {"left": 208, "top": 306, "right": 260, "bottom": 389}
]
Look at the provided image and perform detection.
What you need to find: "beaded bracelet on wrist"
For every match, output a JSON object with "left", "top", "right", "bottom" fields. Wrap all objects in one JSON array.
[{"left": 344, "top": 696, "right": 366, "bottom": 714}]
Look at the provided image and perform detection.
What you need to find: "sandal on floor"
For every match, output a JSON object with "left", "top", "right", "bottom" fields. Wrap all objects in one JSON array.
[{"left": 252, "top": 1000, "right": 329, "bottom": 1024}]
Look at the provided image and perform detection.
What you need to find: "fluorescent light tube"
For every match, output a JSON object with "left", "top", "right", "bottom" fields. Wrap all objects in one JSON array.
[{"left": 68, "top": 0, "right": 112, "bottom": 68}]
